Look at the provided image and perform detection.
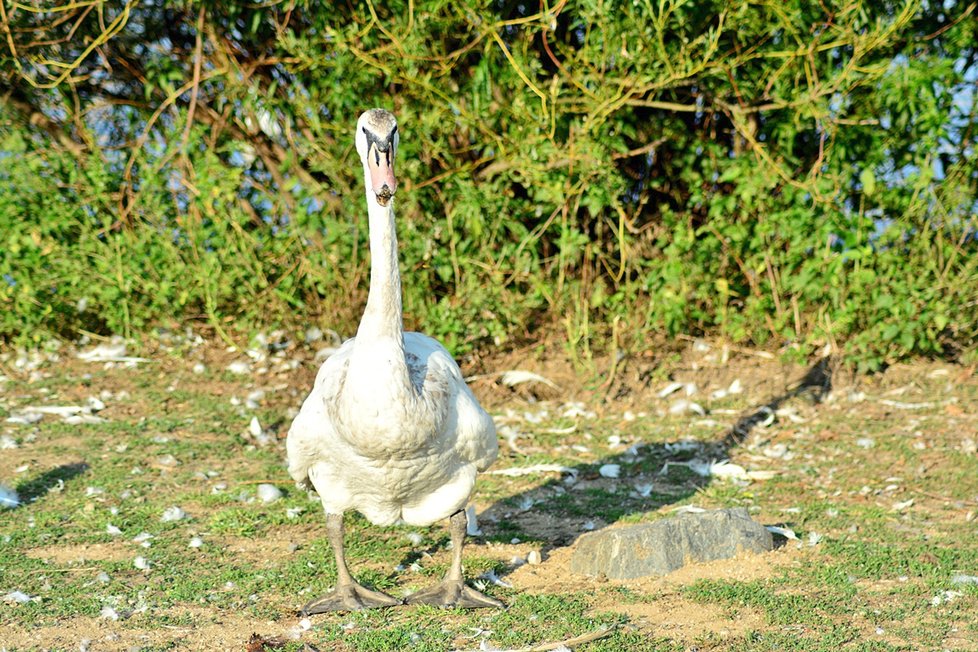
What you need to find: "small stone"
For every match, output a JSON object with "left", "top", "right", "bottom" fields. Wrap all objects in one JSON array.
[
  {"left": 156, "top": 454, "right": 179, "bottom": 467},
  {"left": 527, "top": 550, "right": 542, "bottom": 565},
  {"left": 100, "top": 605, "right": 120, "bottom": 620},
  {"left": 227, "top": 360, "right": 250, "bottom": 374},
  {"left": 161, "top": 506, "right": 188, "bottom": 522},
  {"left": 570, "top": 508, "right": 773, "bottom": 579},
  {"left": 4, "top": 590, "right": 32, "bottom": 604},
  {"left": 6, "top": 411, "right": 43, "bottom": 425},
  {"left": 189, "top": 536, "right": 204, "bottom": 549},
  {"left": 405, "top": 531, "right": 423, "bottom": 546},
  {"left": 256, "top": 484, "right": 282, "bottom": 504}
]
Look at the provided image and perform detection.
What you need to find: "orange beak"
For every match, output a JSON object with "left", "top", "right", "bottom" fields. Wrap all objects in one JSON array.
[{"left": 367, "top": 144, "right": 397, "bottom": 206}]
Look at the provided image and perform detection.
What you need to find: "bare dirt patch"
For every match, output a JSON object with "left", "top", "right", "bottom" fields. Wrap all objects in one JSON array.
[
  {"left": 508, "top": 540, "right": 808, "bottom": 643},
  {"left": 25, "top": 541, "right": 131, "bottom": 565},
  {"left": 612, "top": 596, "right": 762, "bottom": 644},
  {"left": 0, "top": 611, "right": 290, "bottom": 652}
]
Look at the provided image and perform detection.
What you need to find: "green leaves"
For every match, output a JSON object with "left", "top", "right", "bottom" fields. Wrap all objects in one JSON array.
[
  {"left": 0, "top": 1, "right": 975, "bottom": 364},
  {"left": 859, "top": 169, "right": 876, "bottom": 197}
]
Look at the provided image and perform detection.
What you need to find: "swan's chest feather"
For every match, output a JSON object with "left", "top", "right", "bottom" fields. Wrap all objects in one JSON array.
[{"left": 330, "top": 340, "right": 453, "bottom": 459}]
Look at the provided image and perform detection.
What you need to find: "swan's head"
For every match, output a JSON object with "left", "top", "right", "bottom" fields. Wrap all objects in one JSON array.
[{"left": 356, "top": 109, "right": 399, "bottom": 207}]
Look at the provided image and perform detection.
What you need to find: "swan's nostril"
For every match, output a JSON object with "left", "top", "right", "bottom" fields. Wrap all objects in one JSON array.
[{"left": 375, "top": 187, "right": 394, "bottom": 206}]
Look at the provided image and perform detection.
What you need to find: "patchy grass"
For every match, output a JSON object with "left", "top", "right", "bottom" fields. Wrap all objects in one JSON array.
[{"left": 1, "top": 342, "right": 977, "bottom": 650}]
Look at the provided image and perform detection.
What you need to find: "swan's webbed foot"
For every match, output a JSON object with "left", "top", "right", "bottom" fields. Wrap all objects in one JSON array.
[
  {"left": 301, "top": 582, "right": 402, "bottom": 614},
  {"left": 405, "top": 579, "right": 503, "bottom": 609}
]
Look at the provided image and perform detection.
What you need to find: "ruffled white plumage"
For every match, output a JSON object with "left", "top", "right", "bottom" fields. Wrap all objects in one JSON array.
[
  {"left": 287, "top": 331, "right": 496, "bottom": 527},
  {"left": 284, "top": 109, "right": 502, "bottom": 613}
]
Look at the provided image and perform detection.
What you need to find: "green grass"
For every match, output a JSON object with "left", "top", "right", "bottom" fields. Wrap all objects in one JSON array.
[{"left": 1, "top": 353, "right": 977, "bottom": 650}]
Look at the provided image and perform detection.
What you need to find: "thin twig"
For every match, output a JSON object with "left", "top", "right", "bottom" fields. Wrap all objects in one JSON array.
[
  {"left": 489, "top": 29, "right": 547, "bottom": 111},
  {"left": 20, "top": 0, "right": 137, "bottom": 89},
  {"left": 179, "top": 5, "right": 206, "bottom": 153},
  {"left": 525, "top": 625, "right": 615, "bottom": 651},
  {"left": 118, "top": 67, "right": 226, "bottom": 224},
  {"left": 28, "top": 566, "right": 100, "bottom": 575}
]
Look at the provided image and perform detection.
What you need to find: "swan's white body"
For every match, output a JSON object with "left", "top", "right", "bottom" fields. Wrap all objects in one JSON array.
[
  {"left": 286, "top": 108, "right": 497, "bottom": 534},
  {"left": 287, "top": 331, "right": 497, "bottom": 526}
]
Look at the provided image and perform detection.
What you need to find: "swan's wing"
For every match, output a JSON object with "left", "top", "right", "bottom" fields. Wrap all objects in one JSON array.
[
  {"left": 285, "top": 339, "right": 355, "bottom": 489},
  {"left": 404, "top": 332, "right": 498, "bottom": 471},
  {"left": 453, "top": 380, "right": 498, "bottom": 471}
]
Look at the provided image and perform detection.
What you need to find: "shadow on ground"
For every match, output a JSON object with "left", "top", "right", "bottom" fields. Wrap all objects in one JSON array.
[
  {"left": 477, "top": 356, "right": 833, "bottom": 557},
  {"left": 14, "top": 461, "right": 90, "bottom": 506}
]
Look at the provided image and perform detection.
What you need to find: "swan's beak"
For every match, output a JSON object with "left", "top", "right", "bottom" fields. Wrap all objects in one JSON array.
[{"left": 367, "top": 144, "right": 397, "bottom": 207}]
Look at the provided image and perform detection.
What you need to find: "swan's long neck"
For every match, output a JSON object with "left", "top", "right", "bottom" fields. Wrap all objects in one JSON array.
[
  {"left": 355, "top": 189, "right": 404, "bottom": 342},
  {"left": 344, "top": 169, "right": 413, "bottom": 412}
]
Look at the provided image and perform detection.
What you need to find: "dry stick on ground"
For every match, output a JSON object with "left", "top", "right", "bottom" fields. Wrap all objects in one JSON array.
[
  {"left": 527, "top": 626, "right": 616, "bottom": 651},
  {"left": 28, "top": 567, "right": 100, "bottom": 575},
  {"left": 459, "top": 626, "right": 616, "bottom": 652}
]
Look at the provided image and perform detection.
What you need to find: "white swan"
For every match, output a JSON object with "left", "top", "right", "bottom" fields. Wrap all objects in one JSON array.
[{"left": 286, "top": 109, "right": 501, "bottom": 613}]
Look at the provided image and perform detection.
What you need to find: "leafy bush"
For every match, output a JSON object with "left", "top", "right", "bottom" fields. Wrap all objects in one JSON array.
[{"left": 1, "top": 0, "right": 975, "bottom": 368}]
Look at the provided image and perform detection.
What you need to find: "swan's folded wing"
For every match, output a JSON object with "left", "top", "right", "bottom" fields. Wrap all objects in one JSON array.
[
  {"left": 404, "top": 333, "right": 499, "bottom": 471},
  {"left": 285, "top": 342, "right": 354, "bottom": 490},
  {"left": 454, "top": 384, "right": 498, "bottom": 471}
]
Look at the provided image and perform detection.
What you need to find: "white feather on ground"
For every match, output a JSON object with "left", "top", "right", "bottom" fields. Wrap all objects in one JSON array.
[{"left": 0, "top": 485, "right": 20, "bottom": 508}]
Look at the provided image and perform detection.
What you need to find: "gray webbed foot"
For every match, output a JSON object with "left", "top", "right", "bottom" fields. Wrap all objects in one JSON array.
[
  {"left": 405, "top": 579, "right": 504, "bottom": 609},
  {"left": 301, "top": 582, "right": 401, "bottom": 614}
]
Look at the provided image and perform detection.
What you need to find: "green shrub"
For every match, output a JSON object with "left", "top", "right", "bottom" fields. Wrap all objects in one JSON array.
[{"left": 0, "top": 0, "right": 975, "bottom": 367}]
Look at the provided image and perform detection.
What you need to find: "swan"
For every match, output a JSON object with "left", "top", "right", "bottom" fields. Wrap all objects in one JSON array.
[{"left": 286, "top": 109, "right": 502, "bottom": 613}]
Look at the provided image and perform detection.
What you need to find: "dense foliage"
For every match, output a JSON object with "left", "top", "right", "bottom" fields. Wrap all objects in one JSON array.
[{"left": 1, "top": 0, "right": 976, "bottom": 368}]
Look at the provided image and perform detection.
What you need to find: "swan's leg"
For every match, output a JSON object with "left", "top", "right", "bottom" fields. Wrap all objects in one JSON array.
[
  {"left": 405, "top": 509, "right": 504, "bottom": 609},
  {"left": 301, "top": 512, "right": 401, "bottom": 614}
]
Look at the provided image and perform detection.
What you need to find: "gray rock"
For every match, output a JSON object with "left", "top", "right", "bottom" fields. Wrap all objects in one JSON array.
[{"left": 569, "top": 507, "right": 773, "bottom": 579}]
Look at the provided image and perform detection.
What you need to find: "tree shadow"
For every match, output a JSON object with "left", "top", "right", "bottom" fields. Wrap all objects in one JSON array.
[
  {"left": 476, "top": 356, "right": 833, "bottom": 559},
  {"left": 14, "top": 462, "right": 90, "bottom": 506}
]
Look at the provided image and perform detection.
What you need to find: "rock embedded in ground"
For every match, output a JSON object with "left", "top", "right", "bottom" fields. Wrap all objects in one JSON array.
[{"left": 569, "top": 507, "right": 773, "bottom": 580}]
